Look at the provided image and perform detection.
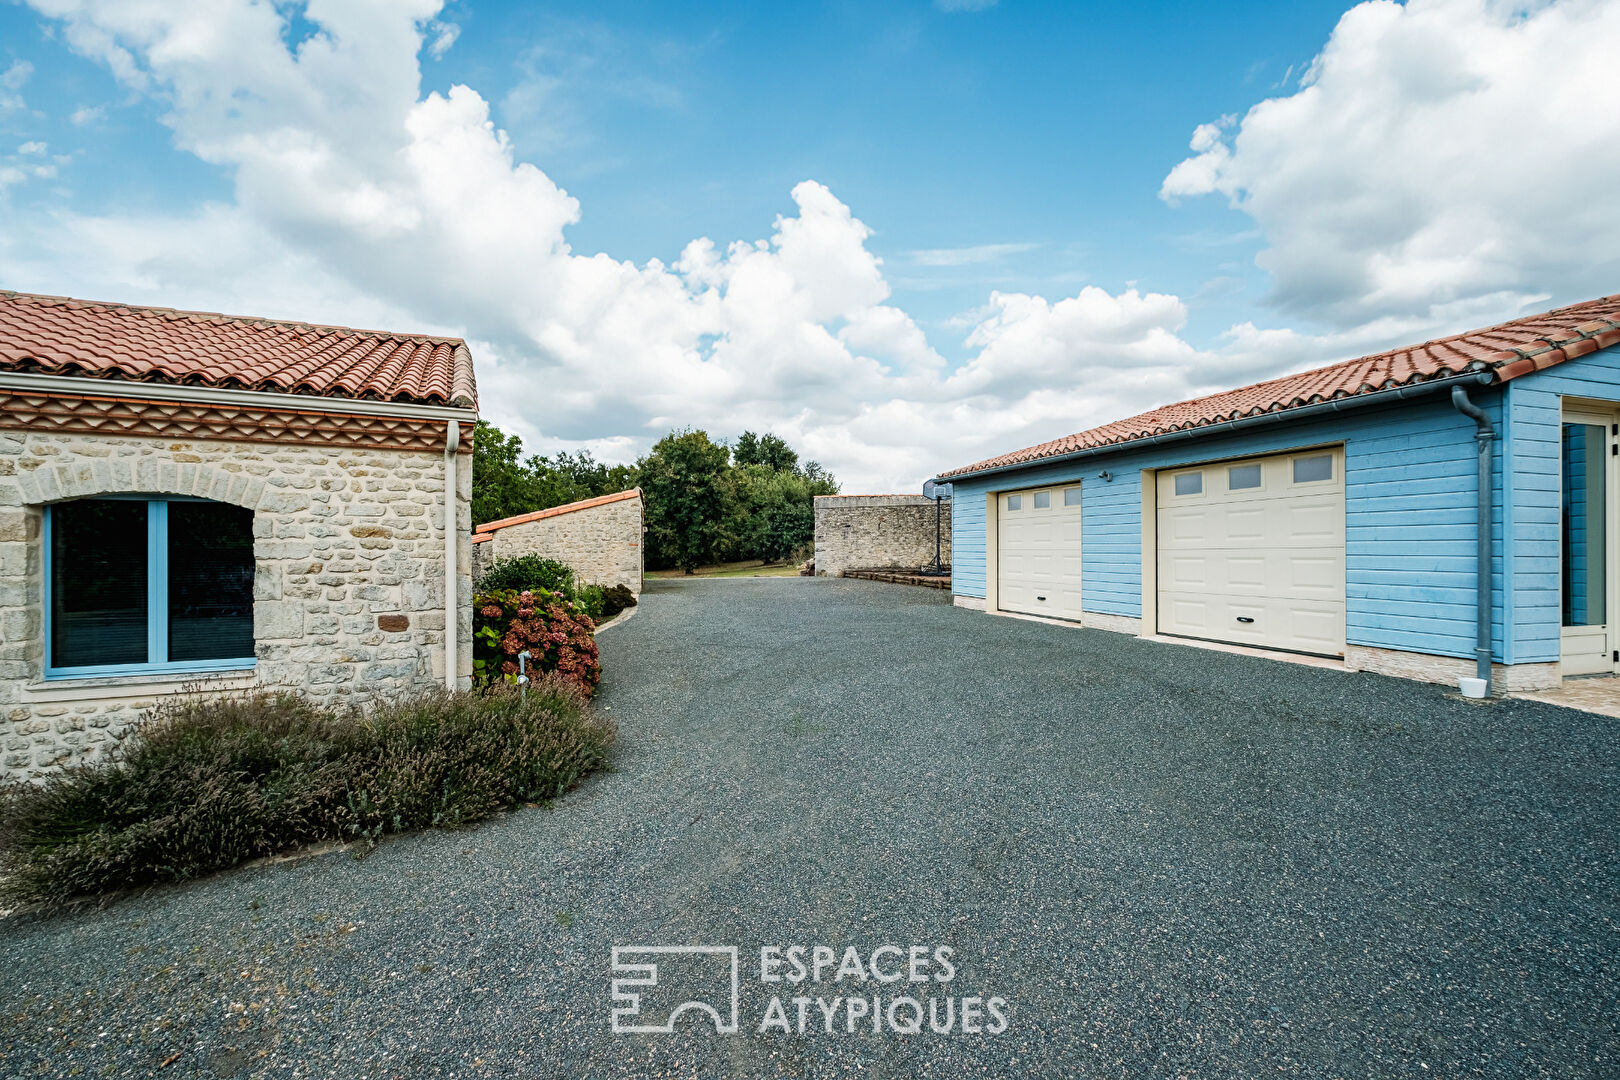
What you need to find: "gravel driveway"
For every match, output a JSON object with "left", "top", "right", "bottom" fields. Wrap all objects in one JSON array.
[{"left": 3, "top": 577, "right": 1616, "bottom": 1079}]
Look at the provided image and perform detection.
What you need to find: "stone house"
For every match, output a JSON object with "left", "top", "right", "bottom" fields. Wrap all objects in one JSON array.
[
  {"left": 0, "top": 291, "right": 478, "bottom": 780},
  {"left": 471, "top": 489, "right": 644, "bottom": 594}
]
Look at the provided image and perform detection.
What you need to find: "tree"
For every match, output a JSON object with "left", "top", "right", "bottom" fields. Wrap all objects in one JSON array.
[
  {"left": 472, "top": 421, "right": 641, "bottom": 528},
  {"left": 734, "top": 430, "right": 798, "bottom": 473},
  {"left": 638, "top": 429, "right": 734, "bottom": 572},
  {"left": 471, "top": 420, "right": 547, "bottom": 525}
]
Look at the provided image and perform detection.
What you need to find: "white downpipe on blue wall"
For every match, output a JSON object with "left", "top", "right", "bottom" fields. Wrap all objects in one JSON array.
[{"left": 1450, "top": 386, "right": 1496, "bottom": 695}]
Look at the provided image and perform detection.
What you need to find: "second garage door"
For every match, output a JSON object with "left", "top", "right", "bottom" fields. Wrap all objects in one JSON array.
[
  {"left": 1156, "top": 448, "right": 1345, "bottom": 656},
  {"left": 997, "top": 483, "right": 1084, "bottom": 621}
]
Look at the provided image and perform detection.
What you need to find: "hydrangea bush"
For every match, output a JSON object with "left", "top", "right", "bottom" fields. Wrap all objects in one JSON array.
[{"left": 473, "top": 588, "right": 601, "bottom": 695}]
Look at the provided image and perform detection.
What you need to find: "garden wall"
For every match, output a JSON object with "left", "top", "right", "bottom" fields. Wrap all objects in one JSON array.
[
  {"left": 0, "top": 430, "right": 473, "bottom": 781},
  {"left": 813, "top": 494, "right": 951, "bottom": 577},
  {"left": 474, "top": 489, "right": 644, "bottom": 593}
]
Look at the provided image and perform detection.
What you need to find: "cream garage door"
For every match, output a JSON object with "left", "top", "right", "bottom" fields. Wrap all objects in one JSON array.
[
  {"left": 1156, "top": 449, "right": 1345, "bottom": 655},
  {"left": 997, "top": 484, "right": 1083, "bottom": 620}
]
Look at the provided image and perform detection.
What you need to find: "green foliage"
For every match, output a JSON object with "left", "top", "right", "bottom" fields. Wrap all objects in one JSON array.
[
  {"left": 599, "top": 584, "right": 637, "bottom": 620},
  {"left": 473, "top": 589, "right": 601, "bottom": 694},
  {"left": 733, "top": 430, "right": 798, "bottom": 472},
  {"left": 476, "top": 554, "right": 576, "bottom": 596},
  {"left": 0, "top": 684, "right": 615, "bottom": 904},
  {"left": 471, "top": 420, "right": 638, "bottom": 527},
  {"left": 728, "top": 464, "right": 830, "bottom": 562},
  {"left": 573, "top": 584, "right": 605, "bottom": 621},
  {"left": 638, "top": 428, "right": 735, "bottom": 572}
]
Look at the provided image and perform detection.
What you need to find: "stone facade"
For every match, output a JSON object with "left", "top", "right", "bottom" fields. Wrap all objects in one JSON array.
[
  {"left": 474, "top": 489, "right": 643, "bottom": 594},
  {"left": 0, "top": 430, "right": 473, "bottom": 780},
  {"left": 814, "top": 494, "right": 951, "bottom": 577}
]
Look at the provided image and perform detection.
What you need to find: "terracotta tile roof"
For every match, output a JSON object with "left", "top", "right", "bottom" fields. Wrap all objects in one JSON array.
[
  {"left": 0, "top": 291, "right": 477, "bottom": 408},
  {"left": 475, "top": 488, "right": 642, "bottom": 534},
  {"left": 939, "top": 293, "right": 1620, "bottom": 480}
]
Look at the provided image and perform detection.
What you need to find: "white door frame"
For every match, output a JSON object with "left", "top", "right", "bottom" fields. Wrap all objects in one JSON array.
[{"left": 1558, "top": 401, "right": 1620, "bottom": 676}]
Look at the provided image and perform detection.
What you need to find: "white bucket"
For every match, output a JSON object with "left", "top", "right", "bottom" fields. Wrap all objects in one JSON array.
[{"left": 1458, "top": 676, "right": 1488, "bottom": 699}]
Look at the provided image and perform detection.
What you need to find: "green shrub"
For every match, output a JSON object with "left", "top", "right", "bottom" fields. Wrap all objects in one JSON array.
[
  {"left": 573, "top": 583, "right": 606, "bottom": 621},
  {"left": 600, "top": 584, "right": 637, "bottom": 620},
  {"left": 476, "top": 554, "right": 576, "bottom": 596},
  {"left": 0, "top": 681, "right": 615, "bottom": 904},
  {"left": 473, "top": 588, "right": 601, "bottom": 694}
]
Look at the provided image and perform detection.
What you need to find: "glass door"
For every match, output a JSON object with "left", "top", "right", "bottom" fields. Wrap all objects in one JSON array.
[{"left": 1560, "top": 407, "right": 1619, "bottom": 676}]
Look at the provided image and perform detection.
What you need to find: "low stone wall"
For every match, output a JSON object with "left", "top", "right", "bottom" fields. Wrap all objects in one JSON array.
[
  {"left": 474, "top": 489, "right": 643, "bottom": 593},
  {"left": 814, "top": 494, "right": 950, "bottom": 577}
]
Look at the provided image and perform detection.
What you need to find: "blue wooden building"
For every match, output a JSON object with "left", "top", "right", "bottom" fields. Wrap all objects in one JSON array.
[{"left": 935, "top": 295, "right": 1620, "bottom": 694}]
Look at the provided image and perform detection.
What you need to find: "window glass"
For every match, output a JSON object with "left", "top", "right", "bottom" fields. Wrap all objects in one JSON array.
[
  {"left": 1063, "top": 487, "right": 1082, "bottom": 506},
  {"left": 1228, "top": 464, "right": 1262, "bottom": 490},
  {"left": 1006, "top": 494, "right": 1021, "bottom": 510},
  {"left": 1293, "top": 455, "right": 1333, "bottom": 483},
  {"left": 169, "top": 502, "right": 255, "bottom": 662},
  {"left": 1033, "top": 491, "right": 1050, "bottom": 509},
  {"left": 1562, "top": 423, "right": 1607, "bottom": 627},
  {"left": 51, "top": 499, "right": 148, "bottom": 668},
  {"left": 1173, "top": 472, "right": 1203, "bottom": 496}
]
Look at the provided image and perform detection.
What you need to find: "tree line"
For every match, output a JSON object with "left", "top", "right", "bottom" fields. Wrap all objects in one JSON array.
[{"left": 471, "top": 422, "right": 839, "bottom": 572}]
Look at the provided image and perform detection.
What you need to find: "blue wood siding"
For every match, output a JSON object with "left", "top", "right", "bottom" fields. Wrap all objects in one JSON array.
[
  {"left": 950, "top": 388, "right": 1509, "bottom": 660},
  {"left": 950, "top": 488, "right": 986, "bottom": 596},
  {"left": 1502, "top": 344, "right": 1620, "bottom": 663}
]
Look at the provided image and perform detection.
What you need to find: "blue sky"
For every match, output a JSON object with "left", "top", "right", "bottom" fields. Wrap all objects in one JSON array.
[{"left": 0, "top": 1, "right": 1616, "bottom": 490}]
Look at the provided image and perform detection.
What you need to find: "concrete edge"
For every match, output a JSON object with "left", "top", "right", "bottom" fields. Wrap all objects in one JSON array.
[{"left": 594, "top": 602, "right": 639, "bottom": 634}]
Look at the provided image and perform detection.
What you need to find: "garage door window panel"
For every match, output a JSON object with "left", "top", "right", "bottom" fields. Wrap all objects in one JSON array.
[
  {"left": 1227, "top": 464, "right": 1262, "bottom": 491},
  {"left": 1293, "top": 454, "right": 1334, "bottom": 484}
]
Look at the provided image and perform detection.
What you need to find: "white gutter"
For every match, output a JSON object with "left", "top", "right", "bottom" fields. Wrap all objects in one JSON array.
[
  {"left": 0, "top": 369, "right": 476, "bottom": 422},
  {"left": 444, "top": 419, "right": 461, "bottom": 692}
]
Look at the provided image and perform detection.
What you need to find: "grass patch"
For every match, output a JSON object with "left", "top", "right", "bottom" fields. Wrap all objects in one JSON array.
[
  {"left": 0, "top": 679, "right": 615, "bottom": 906},
  {"left": 649, "top": 559, "right": 801, "bottom": 579}
]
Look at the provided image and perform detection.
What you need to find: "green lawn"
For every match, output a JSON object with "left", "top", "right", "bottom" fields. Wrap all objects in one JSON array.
[{"left": 649, "top": 559, "right": 803, "bottom": 579}]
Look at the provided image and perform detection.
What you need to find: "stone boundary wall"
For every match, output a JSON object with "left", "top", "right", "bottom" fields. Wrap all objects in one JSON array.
[
  {"left": 474, "top": 489, "right": 643, "bottom": 594},
  {"left": 0, "top": 429, "right": 473, "bottom": 780},
  {"left": 814, "top": 494, "right": 951, "bottom": 578}
]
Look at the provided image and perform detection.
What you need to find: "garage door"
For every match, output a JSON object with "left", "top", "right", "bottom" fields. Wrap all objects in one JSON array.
[
  {"left": 997, "top": 484, "right": 1083, "bottom": 620},
  {"left": 1156, "top": 448, "right": 1344, "bottom": 655}
]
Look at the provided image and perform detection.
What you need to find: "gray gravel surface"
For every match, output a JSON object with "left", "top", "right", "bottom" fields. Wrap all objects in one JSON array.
[{"left": 2, "top": 576, "right": 1616, "bottom": 1079}]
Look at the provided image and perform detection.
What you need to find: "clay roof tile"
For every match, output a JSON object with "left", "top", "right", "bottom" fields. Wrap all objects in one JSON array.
[
  {"left": 940, "top": 293, "right": 1620, "bottom": 479},
  {"left": 0, "top": 291, "right": 477, "bottom": 409}
]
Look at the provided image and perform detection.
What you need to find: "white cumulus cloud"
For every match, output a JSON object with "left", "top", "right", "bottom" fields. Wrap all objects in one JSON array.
[{"left": 1161, "top": 0, "right": 1620, "bottom": 329}]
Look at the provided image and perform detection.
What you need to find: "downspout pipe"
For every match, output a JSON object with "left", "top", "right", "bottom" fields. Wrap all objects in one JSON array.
[
  {"left": 444, "top": 420, "right": 461, "bottom": 692},
  {"left": 1451, "top": 386, "right": 1495, "bottom": 693}
]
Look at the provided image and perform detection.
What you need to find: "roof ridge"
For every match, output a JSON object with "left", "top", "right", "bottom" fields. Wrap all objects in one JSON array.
[{"left": 0, "top": 290, "right": 467, "bottom": 348}]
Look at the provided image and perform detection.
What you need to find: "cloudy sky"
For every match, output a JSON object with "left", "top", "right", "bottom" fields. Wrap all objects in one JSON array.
[{"left": 0, "top": 0, "right": 1616, "bottom": 493}]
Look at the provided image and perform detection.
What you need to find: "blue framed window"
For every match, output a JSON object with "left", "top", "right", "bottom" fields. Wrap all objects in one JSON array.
[{"left": 44, "top": 497, "right": 257, "bottom": 678}]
